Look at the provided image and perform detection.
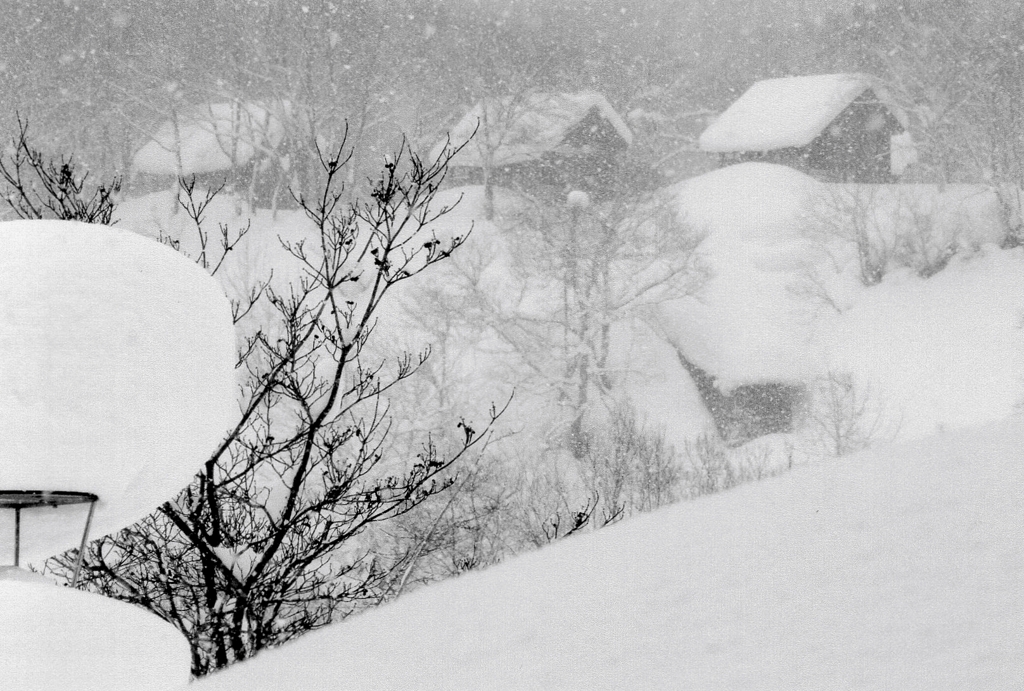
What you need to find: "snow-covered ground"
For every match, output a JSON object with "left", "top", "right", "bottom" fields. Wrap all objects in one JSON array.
[
  {"left": 660, "top": 163, "right": 1023, "bottom": 443},
  {"left": 0, "top": 220, "right": 237, "bottom": 565},
  {"left": 116, "top": 164, "right": 1024, "bottom": 455},
  {"left": 109, "top": 162, "right": 1023, "bottom": 689},
  {"left": 1, "top": 572, "right": 191, "bottom": 691},
  {"left": 189, "top": 415, "right": 1024, "bottom": 690}
]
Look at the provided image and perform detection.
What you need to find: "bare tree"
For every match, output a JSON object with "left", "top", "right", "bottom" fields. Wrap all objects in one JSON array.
[
  {"left": 487, "top": 191, "right": 703, "bottom": 459},
  {"left": 42, "top": 136, "right": 503, "bottom": 676},
  {"left": 808, "top": 370, "right": 897, "bottom": 457},
  {"left": 876, "top": 0, "right": 1024, "bottom": 248},
  {"left": 0, "top": 117, "right": 121, "bottom": 224},
  {"left": 576, "top": 402, "right": 680, "bottom": 523},
  {"left": 802, "top": 183, "right": 977, "bottom": 302}
]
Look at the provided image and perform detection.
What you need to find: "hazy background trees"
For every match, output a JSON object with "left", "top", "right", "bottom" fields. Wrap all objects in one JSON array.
[
  {"left": 7, "top": 0, "right": 1023, "bottom": 675},
  {"left": 11, "top": 0, "right": 1019, "bottom": 201}
]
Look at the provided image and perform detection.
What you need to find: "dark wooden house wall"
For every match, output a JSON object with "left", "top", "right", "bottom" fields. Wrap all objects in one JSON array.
[
  {"left": 724, "top": 89, "right": 904, "bottom": 183},
  {"left": 674, "top": 348, "right": 806, "bottom": 447},
  {"left": 449, "top": 105, "right": 631, "bottom": 199}
]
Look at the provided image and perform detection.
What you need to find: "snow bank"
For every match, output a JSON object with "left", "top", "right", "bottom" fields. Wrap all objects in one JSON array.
[
  {"left": 0, "top": 221, "right": 236, "bottom": 564},
  {"left": 662, "top": 162, "right": 1023, "bottom": 443},
  {"left": 699, "top": 73, "right": 873, "bottom": 152},
  {"left": 1, "top": 576, "right": 191, "bottom": 690},
  {"left": 186, "top": 417, "right": 1024, "bottom": 690},
  {"left": 661, "top": 163, "right": 822, "bottom": 388},
  {"left": 816, "top": 248, "right": 1024, "bottom": 438}
]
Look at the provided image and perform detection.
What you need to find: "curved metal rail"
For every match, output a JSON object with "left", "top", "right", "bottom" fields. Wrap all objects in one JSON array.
[{"left": 0, "top": 490, "right": 99, "bottom": 586}]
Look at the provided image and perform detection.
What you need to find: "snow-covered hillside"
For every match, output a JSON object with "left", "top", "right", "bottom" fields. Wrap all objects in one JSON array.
[
  {"left": 110, "top": 164, "right": 1024, "bottom": 689},
  {"left": 116, "top": 164, "right": 1024, "bottom": 454},
  {"left": 188, "top": 416, "right": 1024, "bottom": 690},
  {"left": 660, "top": 162, "right": 1024, "bottom": 443}
]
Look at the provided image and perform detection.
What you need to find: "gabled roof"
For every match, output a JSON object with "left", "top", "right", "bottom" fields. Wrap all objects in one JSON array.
[
  {"left": 430, "top": 91, "right": 633, "bottom": 168},
  {"left": 133, "top": 101, "right": 294, "bottom": 176},
  {"left": 699, "top": 74, "right": 880, "bottom": 153}
]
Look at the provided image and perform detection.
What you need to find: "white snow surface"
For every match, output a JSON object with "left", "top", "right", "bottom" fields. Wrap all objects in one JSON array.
[
  {"left": 431, "top": 91, "right": 633, "bottom": 168},
  {"left": 132, "top": 101, "right": 292, "bottom": 176},
  {"left": 0, "top": 221, "right": 237, "bottom": 565},
  {"left": 661, "top": 163, "right": 1022, "bottom": 440},
  {"left": 105, "top": 166, "right": 1024, "bottom": 689},
  {"left": 699, "top": 73, "right": 873, "bottom": 152},
  {"left": 1, "top": 577, "right": 191, "bottom": 690},
  {"left": 815, "top": 250, "right": 1024, "bottom": 438},
  {"left": 662, "top": 163, "right": 823, "bottom": 388},
  {"left": 187, "top": 417, "right": 1024, "bottom": 690}
]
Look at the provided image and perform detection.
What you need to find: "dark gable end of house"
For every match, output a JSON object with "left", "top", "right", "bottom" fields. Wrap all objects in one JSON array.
[
  {"left": 699, "top": 74, "right": 910, "bottom": 184},
  {"left": 766, "top": 89, "right": 903, "bottom": 183},
  {"left": 433, "top": 92, "right": 634, "bottom": 198}
]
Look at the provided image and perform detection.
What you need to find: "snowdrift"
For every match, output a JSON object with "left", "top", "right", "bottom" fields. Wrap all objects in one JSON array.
[
  {"left": 1, "top": 575, "right": 191, "bottom": 691},
  {"left": 187, "top": 416, "right": 1024, "bottom": 690},
  {"left": 661, "top": 162, "right": 1024, "bottom": 442},
  {"left": 0, "top": 220, "right": 237, "bottom": 565}
]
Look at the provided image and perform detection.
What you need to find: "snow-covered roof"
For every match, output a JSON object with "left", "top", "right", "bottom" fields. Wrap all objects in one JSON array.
[
  {"left": 699, "top": 73, "right": 878, "bottom": 153},
  {"left": 133, "top": 101, "right": 292, "bottom": 176},
  {"left": 430, "top": 91, "right": 633, "bottom": 167}
]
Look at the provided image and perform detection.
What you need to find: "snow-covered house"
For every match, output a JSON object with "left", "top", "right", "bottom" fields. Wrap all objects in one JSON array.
[
  {"left": 699, "top": 74, "right": 912, "bottom": 183},
  {"left": 131, "top": 100, "right": 302, "bottom": 207},
  {"left": 430, "top": 91, "right": 634, "bottom": 197}
]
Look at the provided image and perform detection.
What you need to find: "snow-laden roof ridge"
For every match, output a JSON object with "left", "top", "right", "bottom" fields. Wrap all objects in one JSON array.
[
  {"left": 133, "top": 99, "right": 295, "bottom": 176},
  {"left": 699, "top": 72, "right": 880, "bottom": 153}
]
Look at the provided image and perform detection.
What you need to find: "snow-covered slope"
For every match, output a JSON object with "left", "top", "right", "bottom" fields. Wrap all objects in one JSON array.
[
  {"left": 2, "top": 575, "right": 192, "bottom": 691},
  {"left": 188, "top": 416, "right": 1024, "bottom": 690},
  {"left": 662, "top": 162, "right": 1024, "bottom": 442}
]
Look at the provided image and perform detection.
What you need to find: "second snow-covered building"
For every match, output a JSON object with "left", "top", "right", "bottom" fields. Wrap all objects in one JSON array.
[
  {"left": 699, "top": 73, "right": 914, "bottom": 183},
  {"left": 431, "top": 91, "right": 634, "bottom": 197}
]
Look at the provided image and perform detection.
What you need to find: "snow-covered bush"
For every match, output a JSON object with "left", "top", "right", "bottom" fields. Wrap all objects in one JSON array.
[
  {"left": 807, "top": 370, "right": 898, "bottom": 457},
  {"left": 807, "top": 183, "right": 1005, "bottom": 287},
  {"left": 680, "top": 433, "right": 790, "bottom": 498},
  {"left": 575, "top": 402, "right": 681, "bottom": 523}
]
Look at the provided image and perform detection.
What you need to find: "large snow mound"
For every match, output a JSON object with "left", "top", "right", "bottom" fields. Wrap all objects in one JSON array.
[
  {"left": 661, "top": 163, "right": 822, "bottom": 387},
  {"left": 814, "top": 249, "right": 1024, "bottom": 438},
  {"left": 699, "top": 73, "right": 873, "bottom": 152},
  {"left": 0, "top": 221, "right": 237, "bottom": 564},
  {"left": 1, "top": 577, "right": 191, "bottom": 690},
  {"left": 660, "top": 162, "right": 1023, "bottom": 442},
  {"left": 188, "top": 417, "right": 1024, "bottom": 690}
]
